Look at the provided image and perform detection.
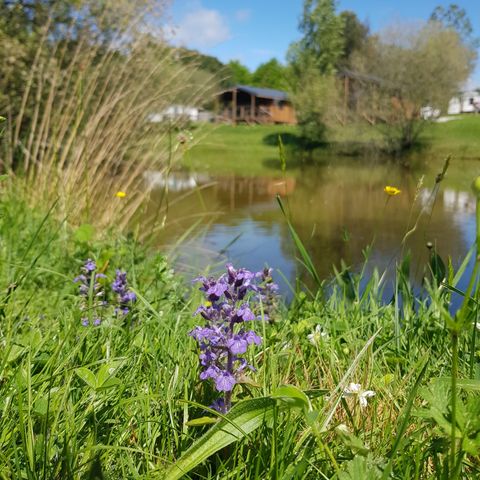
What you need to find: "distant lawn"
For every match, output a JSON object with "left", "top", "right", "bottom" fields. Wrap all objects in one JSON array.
[
  {"left": 423, "top": 115, "right": 480, "bottom": 159},
  {"left": 184, "top": 116, "right": 480, "bottom": 176},
  {"left": 184, "top": 124, "right": 301, "bottom": 177}
]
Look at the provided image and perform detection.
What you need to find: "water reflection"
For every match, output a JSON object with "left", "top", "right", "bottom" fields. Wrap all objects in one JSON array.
[{"left": 144, "top": 162, "right": 476, "bottom": 299}]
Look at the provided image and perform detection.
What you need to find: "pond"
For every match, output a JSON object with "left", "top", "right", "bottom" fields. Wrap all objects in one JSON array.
[{"left": 145, "top": 156, "right": 479, "bottom": 301}]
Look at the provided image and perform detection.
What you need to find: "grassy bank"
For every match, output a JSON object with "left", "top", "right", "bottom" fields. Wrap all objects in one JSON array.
[
  {"left": 1, "top": 181, "right": 480, "bottom": 479},
  {"left": 185, "top": 116, "right": 480, "bottom": 176}
]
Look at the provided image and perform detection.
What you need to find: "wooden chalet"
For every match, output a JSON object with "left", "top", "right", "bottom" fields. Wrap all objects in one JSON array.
[{"left": 217, "top": 85, "right": 296, "bottom": 125}]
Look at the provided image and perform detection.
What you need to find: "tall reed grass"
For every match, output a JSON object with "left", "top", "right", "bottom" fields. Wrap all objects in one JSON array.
[{"left": 1, "top": 0, "right": 216, "bottom": 230}]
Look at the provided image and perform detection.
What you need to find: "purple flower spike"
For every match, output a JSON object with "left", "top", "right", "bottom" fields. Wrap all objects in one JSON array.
[
  {"left": 75, "top": 259, "right": 107, "bottom": 327},
  {"left": 112, "top": 270, "right": 136, "bottom": 315},
  {"left": 191, "top": 264, "right": 276, "bottom": 412}
]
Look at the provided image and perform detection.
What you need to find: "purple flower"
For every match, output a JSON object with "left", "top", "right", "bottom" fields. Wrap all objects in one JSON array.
[
  {"left": 190, "top": 264, "right": 275, "bottom": 412},
  {"left": 84, "top": 259, "right": 96, "bottom": 272},
  {"left": 215, "top": 371, "right": 236, "bottom": 392},
  {"left": 210, "top": 398, "right": 227, "bottom": 414},
  {"left": 227, "top": 335, "right": 249, "bottom": 355},
  {"left": 256, "top": 267, "right": 279, "bottom": 322},
  {"left": 74, "top": 259, "right": 107, "bottom": 327},
  {"left": 232, "top": 304, "right": 255, "bottom": 322},
  {"left": 111, "top": 270, "right": 136, "bottom": 315}
]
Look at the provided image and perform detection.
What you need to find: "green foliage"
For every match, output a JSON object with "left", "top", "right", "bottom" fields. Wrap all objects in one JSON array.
[
  {"left": 226, "top": 59, "right": 252, "bottom": 85},
  {"left": 289, "top": 70, "right": 337, "bottom": 145},
  {"left": 290, "top": 0, "right": 345, "bottom": 75},
  {"left": 165, "top": 397, "right": 279, "bottom": 480},
  {"left": 251, "top": 58, "right": 289, "bottom": 90},
  {"left": 2, "top": 175, "right": 480, "bottom": 478},
  {"left": 337, "top": 11, "right": 369, "bottom": 69},
  {"left": 288, "top": 0, "right": 346, "bottom": 143},
  {"left": 352, "top": 22, "right": 476, "bottom": 153}
]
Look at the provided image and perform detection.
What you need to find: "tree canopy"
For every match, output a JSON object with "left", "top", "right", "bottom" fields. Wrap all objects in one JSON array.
[{"left": 251, "top": 59, "right": 289, "bottom": 91}]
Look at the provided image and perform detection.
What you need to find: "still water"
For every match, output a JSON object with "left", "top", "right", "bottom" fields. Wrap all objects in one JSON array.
[{"left": 146, "top": 158, "right": 479, "bottom": 299}]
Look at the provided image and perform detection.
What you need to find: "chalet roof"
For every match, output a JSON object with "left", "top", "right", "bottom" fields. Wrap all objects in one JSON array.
[{"left": 227, "top": 85, "right": 289, "bottom": 101}]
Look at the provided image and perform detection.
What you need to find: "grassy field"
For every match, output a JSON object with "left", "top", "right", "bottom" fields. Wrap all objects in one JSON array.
[
  {"left": 2, "top": 181, "right": 480, "bottom": 479},
  {"left": 185, "top": 116, "right": 480, "bottom": 176}
]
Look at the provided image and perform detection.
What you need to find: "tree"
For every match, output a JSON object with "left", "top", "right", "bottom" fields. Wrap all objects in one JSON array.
[
  {"left": 430, "top": 4, "right": 478, "bottom": 47},
  {"left": 225, "top": 60, "right": 251, "bottom": 86},
  {"left": 251, "top": 58, "right": 289, "bottom": 90},
  {"left": 337, "top": 11, "right": 369, "bottom": 69},
  {"left": 352, "top": 22, "right": 476, "bottom": 153},
  {"left": 288, "top": 0, "right": 345, "bottom": 143},
  {"left": 289, "top": 0, "right": 345, "bottom": 75}
]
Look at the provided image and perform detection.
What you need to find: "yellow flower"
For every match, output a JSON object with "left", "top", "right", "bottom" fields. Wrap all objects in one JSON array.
[
  {"left": 384, "top": 185, "right": 401, "bottom": 196},
  {"left": 115, "top": 191, "right": 126, "bottom": 198}
]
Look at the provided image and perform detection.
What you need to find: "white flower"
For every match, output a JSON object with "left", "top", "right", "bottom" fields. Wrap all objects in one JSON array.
[
  {"left": 475, "top": 322, "right": 480, "bottom": 331},
  {"left": 307, "top": 325, "right": 329, "bottom": 345},
  {"left": 343, "top": 382, "right": 376, "bottom": 408}
]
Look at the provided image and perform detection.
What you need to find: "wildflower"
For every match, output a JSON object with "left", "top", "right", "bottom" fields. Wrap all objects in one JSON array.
[
  {"left": 256, "top": 267, "right": 279, "bottom": 321},
  {"left": 191, "top": 264, "right": 275, "bottom": 412},
  {"left": 115, "top": 191, "right": 126, "bottom": 198},
  {"left": 384, "top": 185, "right": 401, "bottom": 196},
  {"left": 74, "top": 259, "right": 107, "bottom": 326},
  {"left": 307, "top": 325, "right": 329, "bottom": 345},
  {"left": 111, "top": 270, "right": 136, "bottom": 315},
  {"left": 210, "top": 397, "right": 227, "bottom": 414},
  {"left": 343, "top": 383, "right": 376, "bottom": 408}
]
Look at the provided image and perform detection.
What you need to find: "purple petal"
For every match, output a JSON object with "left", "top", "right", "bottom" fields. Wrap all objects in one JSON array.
[
  {"left": 227, "top": 335, "right": 248, "bottom": 355},
  {"left": 215, "top": 371, "right": 236, "bottom": 392},
  {"left": 245, "top": 330, "right": 262, "bottom": 345},
  {"left": 84, "top": 259, "right": 96, "bottom": 272}
]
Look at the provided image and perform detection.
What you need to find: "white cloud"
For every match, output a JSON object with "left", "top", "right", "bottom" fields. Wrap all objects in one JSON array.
[
  {"left": 235, "top": 9, "right": 251, "bottom": 22},
  {"left": 171, "top": 8, "right": 230, "bottom": 48}
]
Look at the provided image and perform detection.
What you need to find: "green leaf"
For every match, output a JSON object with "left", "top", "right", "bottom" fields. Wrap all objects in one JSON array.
[
  {"left": 276, "top": 195, "right": 321, "bottom": 287},
  {"left": 271, "top": 384, "right": 312, "bottom": 411},
  {"left": 96, "top": 362, "right": 122, "bottom": 387},
  {"left": 335, "top": 425, "right": 370, "bottom": 456},
  {"left": 75, "top": 367, "right": 97, "bottom": 389},
  {"left": 0, "top": 175, "right": 8, "bottom": 183},
  {"left": 33, "top": 397, "right": 49, "bottom": 416},
  {"left": 185, "top": 416, "right": 218, "bottom": 427},
  {"left": 74, "top": 224, "right": 95, "bottom": 243},
  {"left": 164, "top": 397, "right": 277, "bottom": 480},
  {"left": 450, "top": 378, "right": 480, "bottom": 391},
  {"left": 96, "top": 378, "right": 121, "bottom": 390},
  {"left": 430, "top": 251, "right": 446, "bottom": 285},
  {"left": 338, "top": 454, "right": 383, "bottom": 480},
  {"left": 7, "top": 344, "right": 24, "bottom": 362},
  {"left": 381, "top": 358, "right": 429, "bottom": 479}
]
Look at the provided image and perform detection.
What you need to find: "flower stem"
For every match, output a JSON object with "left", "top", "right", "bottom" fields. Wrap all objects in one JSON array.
[
  {"left": 225, "top": 351, "right": 233, "bottom": 412},
  {"left": 450, "top": 330, "right": 458, "bottom": 474}
]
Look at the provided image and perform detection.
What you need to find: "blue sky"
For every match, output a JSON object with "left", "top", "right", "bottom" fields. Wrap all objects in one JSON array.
[{"left": 169, "top": 0, "right": 480, "bottom": 88}]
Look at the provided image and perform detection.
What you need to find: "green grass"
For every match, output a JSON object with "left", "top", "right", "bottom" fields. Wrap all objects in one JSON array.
[
  {"left": 1, "top": 180, "right": 480, "bottom": 479},
  {"left": 184, "top": 124, "right": 300, "bottom": 176},
  {"left": 185, "top": 116, "right": 480, "bottom": 177},
  {"left": 423, "top": 115, "right": 480, "bottom": 159}
]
